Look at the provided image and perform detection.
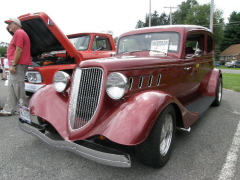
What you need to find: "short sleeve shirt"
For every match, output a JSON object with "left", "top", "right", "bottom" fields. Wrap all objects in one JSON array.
[{"left": 7, "top": 29, "right": 32, "bottom": 66}]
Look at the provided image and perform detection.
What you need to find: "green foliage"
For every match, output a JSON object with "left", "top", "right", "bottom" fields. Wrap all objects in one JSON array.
[
  {"left": 219, "top": 11, "right": 240, "bottom": 51},
  {"left": 135, "top": 11, "right": 169, "bottom": 28},
  {"left": 0, "top": 47, "right": 7, "bottom": 57},
  {"left": 172, "top": 0, "right": 198, "bottom": 24}
]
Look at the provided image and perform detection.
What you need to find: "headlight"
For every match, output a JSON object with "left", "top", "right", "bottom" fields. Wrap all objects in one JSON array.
[
  {"left": 26, "top": 71, "right": 42, "bottom": 83},
  {"left": 53, "top": 71, "right": 70, "bottom": 92},
  {"left": 106, "top": 72, "right": 129, "bottom": 100}
]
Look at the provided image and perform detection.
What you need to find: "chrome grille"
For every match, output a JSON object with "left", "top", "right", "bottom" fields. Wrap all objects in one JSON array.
[{"left": 69, "top": 67, "right": 103, "bottom": 130}]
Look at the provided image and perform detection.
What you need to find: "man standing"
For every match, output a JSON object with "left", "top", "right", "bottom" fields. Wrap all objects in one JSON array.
[{"left": 0, "top": 18, "right": 32, "bottom": 116}]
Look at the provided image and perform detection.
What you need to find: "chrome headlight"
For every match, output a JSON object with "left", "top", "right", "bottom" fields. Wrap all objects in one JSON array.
[
  {"left": 106, "top": 72, "right": 129, "bottom": 100},
  {"left": 26, "top": 71, "right": 42, "bottom": 83},
  {"left": 53, "top": 71, "right": 70, "bottom": 92}
]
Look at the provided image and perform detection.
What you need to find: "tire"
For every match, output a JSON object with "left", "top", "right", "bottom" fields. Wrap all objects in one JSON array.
[
  {"left": 211, "top": 77, "right": 222, "bottom": 107},
  {"left": 135, "top": 105, "right": 176, "bottom": 168},
  {"left": 37, "top": 116, "right": 58, "bottom": 134}
]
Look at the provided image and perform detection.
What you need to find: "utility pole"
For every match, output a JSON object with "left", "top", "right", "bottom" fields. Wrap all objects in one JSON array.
[
  {"left": 149, "top": 0, "right": 151, "bottom": 27},
  {"left": 164, "top": 6, "right": 177, "bottom": 25},
  {"left": 210, "top": 0, "right": 214, "bottom": 32}
]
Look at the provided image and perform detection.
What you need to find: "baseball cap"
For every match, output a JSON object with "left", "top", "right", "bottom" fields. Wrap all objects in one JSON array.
[{"left": 4, "top": 18, "right": 21, "bottom": 27}]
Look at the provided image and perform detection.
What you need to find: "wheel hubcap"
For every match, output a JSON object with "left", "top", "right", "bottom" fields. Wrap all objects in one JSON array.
[{"left": 160, "top": 113, "right": 173, "bottom": 156}]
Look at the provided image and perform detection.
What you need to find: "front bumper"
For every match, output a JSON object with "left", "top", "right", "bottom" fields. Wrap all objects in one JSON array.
[
  {"left": 18, "top": 118, "right": 131, "bottom": 168},
  {"left": 25, "top": 83, "right": 45, "bottom": 93}
]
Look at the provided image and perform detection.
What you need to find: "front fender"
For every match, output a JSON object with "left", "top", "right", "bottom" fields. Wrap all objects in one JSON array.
[
  {"left": 28, "top": 85, "right": 69, "bottom": 139},
  {"left": 89, "top": 91, "right": 177, "bottom": 145}
]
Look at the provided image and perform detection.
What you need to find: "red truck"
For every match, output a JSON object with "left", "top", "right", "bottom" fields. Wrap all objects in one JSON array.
[
  {"left": 6, "top": 12, "right": 116, "bottom": 95},
  {"left": 19, "top": 25, "right": 222, "bottom": 168}
]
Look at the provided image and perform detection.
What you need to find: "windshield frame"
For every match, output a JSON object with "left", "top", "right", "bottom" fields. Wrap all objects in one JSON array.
[{"left": 117, "top": 32, "right": 180, "bottom": 55}]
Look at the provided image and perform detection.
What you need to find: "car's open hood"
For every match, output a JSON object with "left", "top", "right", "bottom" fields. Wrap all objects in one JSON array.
[{"left": 8, "top": 12, "right": 77, "bottom": 58}]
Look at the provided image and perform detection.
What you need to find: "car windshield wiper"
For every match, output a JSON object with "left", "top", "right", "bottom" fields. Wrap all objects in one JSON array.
[
  {"left": 148, "top": 49, "right": 166, "bottom": 54},
  {"left": 121, "top": 50, "right": 146, "bottom": 55}
]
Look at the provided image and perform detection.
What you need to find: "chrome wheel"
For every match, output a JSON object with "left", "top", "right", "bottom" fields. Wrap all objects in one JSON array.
[{"left": 160, "top": 113, "right": 173, "bottom": 156}]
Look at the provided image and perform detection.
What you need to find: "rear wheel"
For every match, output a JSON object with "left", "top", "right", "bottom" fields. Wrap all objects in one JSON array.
[
  {"left": 211, "top": 77, "right": 222, "bottom": 106},
  {"left": 135, "top": 105, "right": 176, "bottom": 168},
  {"left": 37, "top": 116, "right": 58, "bottom": 134}
]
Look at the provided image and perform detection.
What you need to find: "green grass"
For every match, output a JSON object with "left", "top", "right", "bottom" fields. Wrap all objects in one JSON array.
[{"left": 222, "top": 73, "right": 240, "bottom": 92}]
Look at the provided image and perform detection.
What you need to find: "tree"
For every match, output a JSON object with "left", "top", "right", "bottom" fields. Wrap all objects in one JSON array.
[
  {"left": 0, "top": 47, "right": 7, "bottom": 57},
  {"left": 135, "top": 11, "right": 169, "bottom": 28},
  {"left": 172, "top": 0, "right": 198, "bottom": 24},
  {"left": 219, "top": 11, "right": 240, "bottom": 51}
]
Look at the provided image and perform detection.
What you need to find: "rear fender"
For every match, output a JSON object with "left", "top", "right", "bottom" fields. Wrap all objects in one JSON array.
[
  {"left": 204, "top": 68, "right": 222, "bottom": 96},
  {"left": 90, "top": 91, "right": 177, "bottom": 145}
]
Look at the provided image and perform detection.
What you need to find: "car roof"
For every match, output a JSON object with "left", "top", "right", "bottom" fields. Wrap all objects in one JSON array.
[{"left": 119, "top": 25, "right": 211, "bottom": 38}]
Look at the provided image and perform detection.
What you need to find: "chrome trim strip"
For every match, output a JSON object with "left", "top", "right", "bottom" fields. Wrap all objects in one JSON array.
[
  {"left": 18, "top": 121, "right": 131, "bottom": 168},
  {"left": 148, "top": 75, "right": 153, "bottom": 87},
  {"left": 138, "top": 76, "right": 143, "bottom": 89},
  {"left": 157, "top": 74, "right": 162, "bottom": 86}
]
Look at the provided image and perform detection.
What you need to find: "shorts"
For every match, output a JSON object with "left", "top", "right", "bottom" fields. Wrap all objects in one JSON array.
[{"left": 0, "top": 69, "right": 3, "bottom": 73}]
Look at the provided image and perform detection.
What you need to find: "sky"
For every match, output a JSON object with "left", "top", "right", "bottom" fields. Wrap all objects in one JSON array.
[{"left": 0, "top": 0, "right": 239, "bottom": 43}]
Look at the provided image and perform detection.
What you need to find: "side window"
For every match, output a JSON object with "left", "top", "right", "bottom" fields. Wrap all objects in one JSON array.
[
  {"left": 207, "top": 35, "right": 213, "bottom": 53},
  {"left": 92, "top": 36, "right": 112, "bottom": 51},
  {"left": 185, "top": 34, "right": 204, "bottom": 54}
]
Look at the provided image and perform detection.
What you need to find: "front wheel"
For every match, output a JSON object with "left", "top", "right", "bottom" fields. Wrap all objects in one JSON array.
[{"left": 135, "top": 105, "right": 176, "bottom": 168}]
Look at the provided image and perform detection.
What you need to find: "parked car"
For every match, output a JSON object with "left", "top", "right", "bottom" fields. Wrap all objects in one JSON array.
[
  {"left": 215, "top": 61, "right": 220, "bottom": 66},
  {"left": 235, "top": 61, "right": 240, "bottom": 68},
  {"left": 6, "top": 12, "right": 116, "bottom": 96},
  {"left": 225, "top": 60, "right": 237, "bottom": 68},
  {"left": 19, "top": 25, "right": 222, "bottom": 168}
]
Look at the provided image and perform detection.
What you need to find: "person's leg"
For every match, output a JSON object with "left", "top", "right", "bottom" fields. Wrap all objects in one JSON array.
[
  {"left": 14, "top": 65, "right": 29, "bottom": 107},
  {"left": 0, "top": 65, "right": 28, "bottom": 115},
  {"left": 2, "top": 82, "right": 18, "bottom": 113}
]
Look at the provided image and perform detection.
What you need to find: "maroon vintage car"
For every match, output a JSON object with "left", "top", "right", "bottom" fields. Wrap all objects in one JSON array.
[
  {"left": 19, "top": 25, "right": 222, "bottom": 168},
  {"left": 5, "top": 12, "right": 116, "bottom": 95}
]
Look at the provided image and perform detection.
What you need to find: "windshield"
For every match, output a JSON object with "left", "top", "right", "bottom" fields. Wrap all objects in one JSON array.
[
  {"left": 69, "top": 35, "right": 90, "bottom": 50},
  {"left": 117, "top": 32, "right": 180, "bottom": 54}
]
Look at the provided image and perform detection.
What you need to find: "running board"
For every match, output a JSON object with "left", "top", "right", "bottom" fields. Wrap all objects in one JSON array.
[{"left": 185, "top": 95, "right": 215, "bottom": 116}]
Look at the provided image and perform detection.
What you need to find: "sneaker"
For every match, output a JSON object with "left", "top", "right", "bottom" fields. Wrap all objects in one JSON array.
[{"left": 0, "top": 110, "right": 12, "bottom": 116}]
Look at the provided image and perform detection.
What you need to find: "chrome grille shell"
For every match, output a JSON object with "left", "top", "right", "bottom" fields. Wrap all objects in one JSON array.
[{"left": 69, "top": 67, "right": 103, "bottom": 130}]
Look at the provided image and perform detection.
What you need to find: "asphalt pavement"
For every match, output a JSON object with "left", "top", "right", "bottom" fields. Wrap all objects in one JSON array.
[
  {"left": 0, "top": 79, "right": 240, "bottom": 180},
  {"left": 217, "top": 67, "right": 240, "bottom": 74}
]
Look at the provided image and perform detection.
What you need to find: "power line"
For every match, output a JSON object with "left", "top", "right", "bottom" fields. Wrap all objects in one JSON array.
[{"left": 164, "top": 6, "right": 177, "bottom": 25}]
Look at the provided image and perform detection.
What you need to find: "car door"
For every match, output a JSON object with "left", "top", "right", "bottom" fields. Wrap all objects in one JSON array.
[
  {"left": 177, "top": 33, "right": 213, "bottom": 105},
  {"left": 91, "top": 35, "right": 115, "bottom": 59}
]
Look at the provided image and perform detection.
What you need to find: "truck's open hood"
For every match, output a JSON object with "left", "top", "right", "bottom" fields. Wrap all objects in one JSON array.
[{"left": 8, "top": 12, "right": 77, "bottom": 58}]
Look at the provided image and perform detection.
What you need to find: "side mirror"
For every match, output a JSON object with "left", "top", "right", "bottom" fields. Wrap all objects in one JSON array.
[{"left": 194, "top": 49, "right": 202, "bottom": 57}]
